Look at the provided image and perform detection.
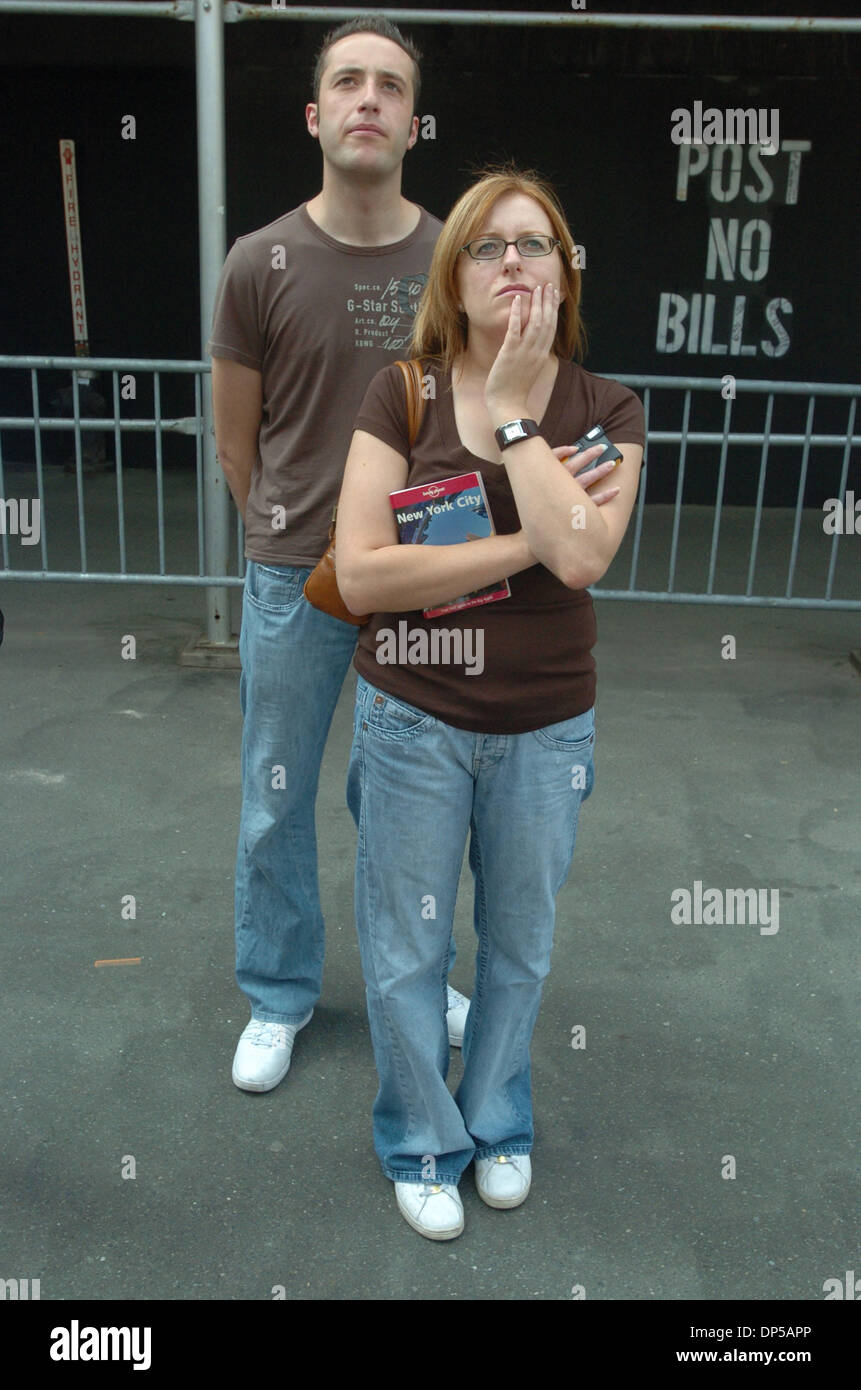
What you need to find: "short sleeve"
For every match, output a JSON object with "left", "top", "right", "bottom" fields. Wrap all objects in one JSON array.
[
  {"left": 352, "top": 362, "right": 411, "bottom": 456},
  {"left": 207, "top": 240, "right": 263, "bottom": 370},
  {"left": 596, "top": 379, "right": 646, "bottom": 447}
]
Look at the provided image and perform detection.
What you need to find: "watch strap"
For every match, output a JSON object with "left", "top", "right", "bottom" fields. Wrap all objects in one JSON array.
[{"left": 494, "top": 417, "right": 541, "bottom": 451}]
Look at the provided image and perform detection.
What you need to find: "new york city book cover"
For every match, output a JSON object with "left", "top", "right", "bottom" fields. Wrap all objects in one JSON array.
[{"left": 389, "top": 471, "right": 512, "bottom": 619}]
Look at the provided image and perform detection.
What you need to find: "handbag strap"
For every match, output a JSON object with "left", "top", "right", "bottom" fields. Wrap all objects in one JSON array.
[{"left": 395, "top": 357, "right": 426, "bottom": 447}]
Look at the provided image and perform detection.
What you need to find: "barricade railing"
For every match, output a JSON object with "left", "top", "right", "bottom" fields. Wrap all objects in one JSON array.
[
  {"left": 595, "top": 374, "right": 859, "bottom": 610},
  {"left": 3, "top": 2, "right": 860, "bottom": 636},
  {"left": 0, "top": 356, "right": 236, "bottom": 586},
  {"left": 1, "top": 357, "right": 858, "bottom": 610}
]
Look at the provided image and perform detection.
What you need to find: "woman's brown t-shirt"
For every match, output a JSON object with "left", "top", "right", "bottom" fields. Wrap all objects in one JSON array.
[{"left": 351, "top": 357, "right": 646, "bottom": 734}]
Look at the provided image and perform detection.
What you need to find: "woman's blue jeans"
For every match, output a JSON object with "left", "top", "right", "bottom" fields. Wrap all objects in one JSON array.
[{"left": 346, "top": 673, "right": 596, "bottom": 1186}]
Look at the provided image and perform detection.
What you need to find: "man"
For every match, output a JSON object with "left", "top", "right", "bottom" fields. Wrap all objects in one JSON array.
[{"left": 208, "top": 15, "right": 468, "bottom": 1094}]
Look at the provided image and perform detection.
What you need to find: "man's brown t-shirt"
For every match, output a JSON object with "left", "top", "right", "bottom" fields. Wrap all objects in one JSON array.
[
  {"left": 207, "top": 202, "right": 443, "bottom": 565},
  {"left": 351, "top": 358, "right": 646, "bottom": 734}
]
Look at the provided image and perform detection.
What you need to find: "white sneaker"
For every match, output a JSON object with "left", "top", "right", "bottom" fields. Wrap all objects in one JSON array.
[
  {"left": 395, "top": 1181, "right": 464, "bottom": 1240},
  {"left": 474, "top": 1154, "right": 532, "bottom": 1209},
  {"left": 446, "top": 985, "right": 470, "bottom": 1048},
  {"left": 231, "top": 1011, "right": 313, "bottom": 1093}
]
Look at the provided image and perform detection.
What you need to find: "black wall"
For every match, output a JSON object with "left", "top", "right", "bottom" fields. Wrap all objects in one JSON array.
[{"left": 1, "top": 1, "right": 858, "bottom": 501}]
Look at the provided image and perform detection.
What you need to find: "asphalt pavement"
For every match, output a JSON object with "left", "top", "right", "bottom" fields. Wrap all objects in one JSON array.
[{"left": 1, "top": 559, "right": 859, "bottom": 1301}]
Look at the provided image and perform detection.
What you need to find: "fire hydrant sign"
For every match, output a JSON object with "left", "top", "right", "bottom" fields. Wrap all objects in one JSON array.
[
  {"left": 657, "top": 134, "right": 811, "bottom": 362},
  {"left": 59, "top": 138, "right": 90, "bottom": 356}
]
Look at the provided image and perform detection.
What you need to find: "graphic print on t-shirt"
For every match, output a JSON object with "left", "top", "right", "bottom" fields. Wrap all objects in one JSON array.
[{"left": 349, "top": 272, "right": 428, "bottom": 352}]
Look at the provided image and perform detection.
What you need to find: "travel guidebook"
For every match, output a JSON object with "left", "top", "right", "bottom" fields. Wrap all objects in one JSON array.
[{"left": 389, "top": 472, "right": 512, "bottom": 619}]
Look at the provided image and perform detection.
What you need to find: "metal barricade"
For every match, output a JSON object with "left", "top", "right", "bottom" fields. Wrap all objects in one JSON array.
[
  {"left": 1, "top": 356, "right": 858, "bottom": 610},
  {"left": 2, "top": 1, "right": 860, "bottom": 632},
  {"left": 0, "top": 356, "right": 242, "bottom": 587},
  {"left": 595, "top": 374, "right": 859, "bottom": 610}
]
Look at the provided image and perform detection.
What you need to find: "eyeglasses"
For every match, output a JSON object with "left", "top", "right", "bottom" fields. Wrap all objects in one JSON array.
[
  {"left": 461, "top": 233, "right": 561, "bottom": 261},
  {"left": 459, "top": 235, "right": 561, "bottom": 261}
]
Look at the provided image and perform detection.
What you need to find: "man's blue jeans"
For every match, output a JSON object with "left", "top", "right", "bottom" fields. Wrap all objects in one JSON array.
[
  {"left": 235, "top": 561, "right": 359, "bottom": 1023},
  {"left": 346, "top": 673, "right": 596, "bottom": 1186},
  {"left": 235, "top": 561, "right": 459, "bottom": 1023}
]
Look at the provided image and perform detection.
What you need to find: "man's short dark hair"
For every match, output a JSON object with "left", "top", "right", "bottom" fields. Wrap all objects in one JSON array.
[{"left": 312, "top": 14, "right": 422, "bottom": 118}]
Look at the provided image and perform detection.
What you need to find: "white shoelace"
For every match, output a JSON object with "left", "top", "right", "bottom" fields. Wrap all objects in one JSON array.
[
  {"left": 244, "top": 1021, "right": 289, "bottom": 1048},
  {"left": 416, "top": 1183, "right": 457, "bottom": 1206}
]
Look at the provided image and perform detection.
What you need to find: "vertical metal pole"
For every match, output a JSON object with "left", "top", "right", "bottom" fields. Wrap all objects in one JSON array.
[{"left": 196, "top": 0, "right": 229, "bottom": 642}]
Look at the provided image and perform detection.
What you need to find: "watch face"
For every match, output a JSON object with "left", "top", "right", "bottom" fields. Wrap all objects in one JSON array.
[{"left": 497, "top": 419, "right": 538, "bottom": 450}]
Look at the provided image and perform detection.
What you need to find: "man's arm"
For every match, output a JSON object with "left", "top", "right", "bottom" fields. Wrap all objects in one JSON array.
[{"left": 211, "top": 356, "right": 263, "bottom": 524}]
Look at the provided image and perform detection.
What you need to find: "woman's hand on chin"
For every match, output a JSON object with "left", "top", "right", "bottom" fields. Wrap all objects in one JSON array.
[{"left": 484, "top": 282, "right": 560, "bottom": 423}]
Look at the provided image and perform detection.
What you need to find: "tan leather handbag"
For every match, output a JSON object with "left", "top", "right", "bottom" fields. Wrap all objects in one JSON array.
[{"left": 303, "top": 359, "right": 426, "bottom": 625}]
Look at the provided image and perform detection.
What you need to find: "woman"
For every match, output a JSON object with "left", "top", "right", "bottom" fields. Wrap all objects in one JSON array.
[{"left": 336, "top": 167, "right": 645, "bottom": 1240}]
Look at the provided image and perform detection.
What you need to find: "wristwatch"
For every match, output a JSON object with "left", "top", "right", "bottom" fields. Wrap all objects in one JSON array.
[{"left": 494, "top": 418, "right": 541, "bottom": 452}]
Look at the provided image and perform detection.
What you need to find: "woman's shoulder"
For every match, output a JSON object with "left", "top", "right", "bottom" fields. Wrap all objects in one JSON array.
[
  {"left": 364, "top": 355, "right": 446, "bottom": 395},
  {"left": 355, "top": 357, "right": 446, "bottom": 450},
  {"left": 560, "top": 360, "right": 646, "bottom": 441},
  {"left": 564, "top": 358, "right": 636, "bottom": 400}
]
